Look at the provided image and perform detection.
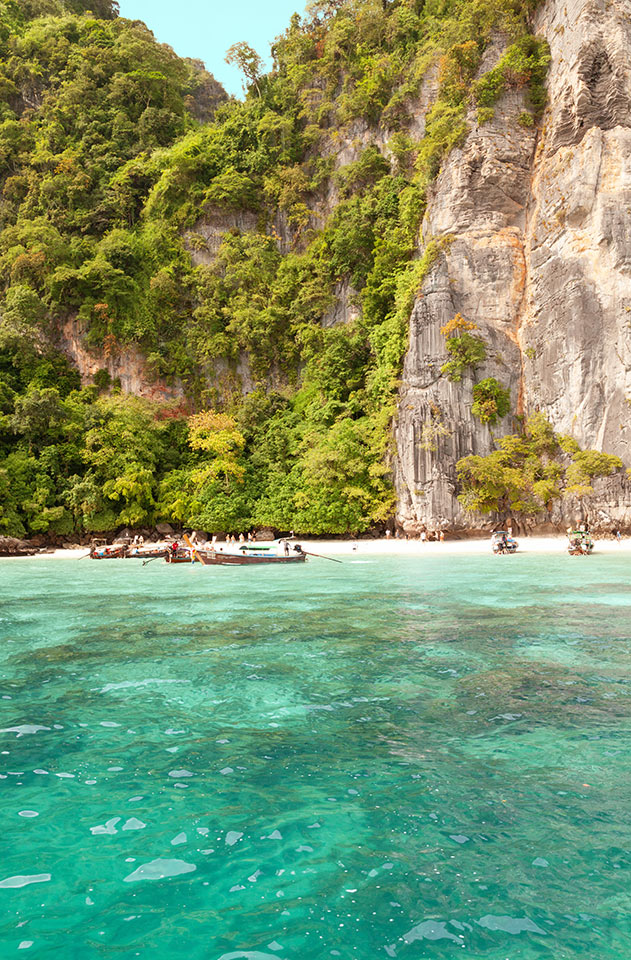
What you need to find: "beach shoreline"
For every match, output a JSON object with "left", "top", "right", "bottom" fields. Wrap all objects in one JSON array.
[{"left": 5, "top": 535, "right": 630, "bottom": 560}]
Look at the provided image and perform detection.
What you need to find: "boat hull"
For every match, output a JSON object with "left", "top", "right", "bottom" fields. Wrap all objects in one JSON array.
[
  {"left": 199, "top": 552, "right": 306, "bottom": 566},
  {"left": 90, "top": 548, "right": 127, "bottom": 559},
  {"left": 128, "top": 549, "right": 167, "bottom": 559}
]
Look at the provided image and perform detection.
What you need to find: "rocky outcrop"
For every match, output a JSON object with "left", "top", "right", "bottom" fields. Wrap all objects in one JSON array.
[
  {"left": 394, "top": 0, "right": 631, "bottom": 534},
  {"left": 58, "top": 317, "right": 185, "bottom": 402},
  {"left": 321, "top": 279, "right": 361, "bottom": 327},
  {"left": 521, "top": 0, "right": 631, "bottom": 455},
  {"left": 0, "top": 536, "right": 37, "bottom": 556},
  {"left": 184, "top": 210, "right": 261, "bottom": 267},
  {"left": 183, "top": 59, "right": 228, "bottom": 124},
  {"left": 395, "top": 84, "right": 539, "bottom": 533}
]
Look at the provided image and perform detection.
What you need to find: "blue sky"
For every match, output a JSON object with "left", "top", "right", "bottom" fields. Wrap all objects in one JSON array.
[{"left": 116, "top": 0, "right": 305, "bottom": 97}]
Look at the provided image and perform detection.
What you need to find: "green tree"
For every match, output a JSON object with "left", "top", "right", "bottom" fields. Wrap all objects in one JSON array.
[
  {"left": 565, "top": 450, "right": 622, "bottom": 498},
  {"left": 225, "top": 42, "right": 263, "bottom": 96},
  {"left": 10, "top": 387, "right": 67, "bottom": 453},
  {"left": 456, "top": 414, "right": 622, "bottom": 521}
]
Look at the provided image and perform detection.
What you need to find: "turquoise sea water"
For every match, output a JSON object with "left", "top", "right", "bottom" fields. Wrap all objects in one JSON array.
[{"left": 1, "top": 552, "right": 631, "bottom": 959}]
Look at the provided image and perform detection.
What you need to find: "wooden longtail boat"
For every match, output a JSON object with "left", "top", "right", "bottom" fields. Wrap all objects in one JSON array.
[
  {"left": 89, "top": 543, "right": 128, "bottom": 560},
  {"left": 198, "top": 550, "right": 307, "bottom": 566},
  {"left": 193, "top": 538, "right": 307, "bottom": 566},
  {"left": 127, "top": 547, "right": 167, "bottom": 559},
  {"left": 165, "top": 550, "right": 198, "bottom": 564},
  {"left": 491, "top": 531, "right": 518, "bottom": 554}
]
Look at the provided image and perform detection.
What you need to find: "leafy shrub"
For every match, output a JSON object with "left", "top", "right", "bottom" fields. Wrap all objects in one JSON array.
[
  {"left": 93, "top": 369, "right": 112, "bottom": 391},
  {"left": 471, "top": 377, "right": 511, "bottom": 424},
  {"left": 565, "top": 450, "right": 622, "bottom": 496},
  {"left": 474, "top": 68, "right": 506, "bottom": 108},
  {"left": 440, "top": 315, "right": 487, "bottom": 382},
  {"left": 335, "top": 146, "right": 390, "bottom": 197},
  {"left": 474, "top": 35, "right": 550, "bottom": 116},
  {"left": 477, "top": 107, "right": 495, "bottom": 125}
]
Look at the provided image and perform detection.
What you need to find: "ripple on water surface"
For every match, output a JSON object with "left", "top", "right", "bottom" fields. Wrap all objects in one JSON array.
[{"left": 1, "top": 554, "right": 631, "bottom": 957}]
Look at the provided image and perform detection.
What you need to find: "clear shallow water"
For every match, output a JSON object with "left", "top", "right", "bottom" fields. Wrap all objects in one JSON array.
[{"left": 1, "top": 553, "right": 631, "bottom": 959}]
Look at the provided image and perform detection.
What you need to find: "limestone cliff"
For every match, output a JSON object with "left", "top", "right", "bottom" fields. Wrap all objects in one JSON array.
[
  {"left": 5, "top": 0, "right": 630, "bottom": 540},
  {"left": 395, "top": 0, "right": 631, "bottom": 534}
]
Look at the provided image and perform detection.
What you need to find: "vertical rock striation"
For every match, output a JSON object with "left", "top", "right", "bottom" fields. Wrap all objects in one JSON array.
[
  {"left": 522, "top": 0, "right": 631, "bottom": 456},
  {"left": 395, "top": 0, "right": 631, "bottom": 533}
]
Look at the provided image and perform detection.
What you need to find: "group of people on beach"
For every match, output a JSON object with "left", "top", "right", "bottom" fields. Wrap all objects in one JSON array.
[{"left": 386, "top": 529, "right": 445, "bottom": 542}]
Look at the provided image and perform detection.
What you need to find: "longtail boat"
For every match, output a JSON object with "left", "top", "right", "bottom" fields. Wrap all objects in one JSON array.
[
  {"left": 165, "top": 549, "right": 198, "bottom": 564},
  {"left": 567, "top": 530, "right": 594, "bottom": 555},
  {"left": 89, "top": 541, "right": 128, "bottom": 560},
  {"left": 197, "top": 542, "right": 307, "bottom": 566},
  {"left": 491, "top": 531, "right": 518, "bottom": 554},
  {"left": 127, "top": 546, "right": 167, "bottom": 559}
]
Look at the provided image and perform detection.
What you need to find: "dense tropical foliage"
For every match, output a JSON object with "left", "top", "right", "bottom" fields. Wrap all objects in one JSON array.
[
  {"left": 457, "top": 413, "right": 623, "bottom": 519},
  {"left": 0, "top": 0, "right": 555, "bottom": 537}
]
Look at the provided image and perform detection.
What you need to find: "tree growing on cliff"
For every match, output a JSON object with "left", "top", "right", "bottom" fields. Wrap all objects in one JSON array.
[
  {"left": 187, "top": 410, "right": 246, "bottom": 485},
  {"left": 440, "top": 315, "right": 487, "bottom": 382},
  {"left": 457, "top": 424, "right": 562, "bottom": 518},
  {"left": 17, "top": 0, "right": 119, "bottom": 19},
  {"left": 457, "top": 414, "right": 623, "bottom": 519},
  {"left": 10, "top": 387, "right": 68, "bottom": 454},
  {"left": 564, "top": 448, "right": 623, "bottom": 500},
  {"left": 471, "top": 377, "right": 511, "bottom": 425},
  {"left": 225, "top": 42, "right": 263, "bottom": 96}
]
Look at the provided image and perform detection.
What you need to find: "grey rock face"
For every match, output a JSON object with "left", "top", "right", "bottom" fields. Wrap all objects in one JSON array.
[
  {"left": 321, "top": 280, "right": 361, "bottom": 328},
  {"left": 395, "top": 0, "right": 631, "bottom": 533},
  {"left": 155, "top": 522, "right": 174, "bottom": 536},
  {"left": 184, "top": 210, "right": 260, "bottom": 267},
  {"left": 522, "top": 0, "right": 631, "bottom": 457},
  {"left": 395, "top": 90, "right": 537, "bottom": 534},
  {"left": 0, "top": 536, "right": 37, "bottom": 556}
]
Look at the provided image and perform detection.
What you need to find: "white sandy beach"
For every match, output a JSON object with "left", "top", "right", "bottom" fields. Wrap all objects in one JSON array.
[
  {"left": 23, "top": 535, "right": 631, "bottom": 560},
  {"left": 293, "top": 536, "right": 631, "bottom": 557}
]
